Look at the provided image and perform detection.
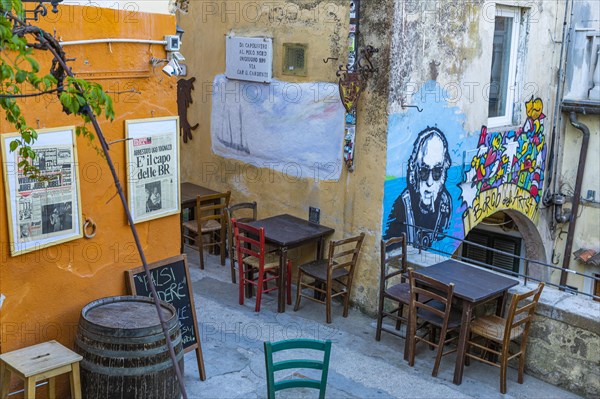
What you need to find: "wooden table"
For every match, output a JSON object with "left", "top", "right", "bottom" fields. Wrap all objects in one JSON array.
[
  {"left": 180, "top": 182, "right": 220, "bottom": 252},
  {"left": 246, "top": 214, "right": 335, "bottom": 313},
  {"left": 403, "top": 259, "right": 519, "bottom": 385},
  {"left": 181, "top": 182, "right": 220, "bottom": 210}
]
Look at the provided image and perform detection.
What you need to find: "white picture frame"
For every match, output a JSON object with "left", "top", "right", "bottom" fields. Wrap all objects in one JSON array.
[
  {"left": 1, "top": 127, "right": 83, "bottom": 256},
  {"left": 125, "top": 116, "right": 181, "bottom": 224}
]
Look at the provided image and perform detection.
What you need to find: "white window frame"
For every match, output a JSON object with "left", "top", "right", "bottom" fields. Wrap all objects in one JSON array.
[{"left": 488, "top": 6, "right": 521, "bottom": 128}]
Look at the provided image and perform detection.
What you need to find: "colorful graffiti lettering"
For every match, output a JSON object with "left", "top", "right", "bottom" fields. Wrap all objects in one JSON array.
[{"left": 462, "top": 98, "right": 546, "bottom": 233}]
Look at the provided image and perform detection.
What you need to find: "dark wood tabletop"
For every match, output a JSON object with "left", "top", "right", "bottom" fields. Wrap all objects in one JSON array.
[
  {"left": 247, "top": 214, "right": 335, "bottom": 248},
  {"left": 415, "top": 259, "right": 519, "bottom": 303},
  {"left": 180, "top": 182, "right": 220, "bottom": 209}
]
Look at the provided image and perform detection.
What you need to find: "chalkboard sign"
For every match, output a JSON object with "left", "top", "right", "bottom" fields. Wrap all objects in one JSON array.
[{"left": 126, "top": 254, "right": 206, "bottom": 380}]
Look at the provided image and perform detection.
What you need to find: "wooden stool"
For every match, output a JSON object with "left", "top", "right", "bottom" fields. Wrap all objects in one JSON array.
[{"left": 0, "top": 340, "right": 82, "bottom": 399}]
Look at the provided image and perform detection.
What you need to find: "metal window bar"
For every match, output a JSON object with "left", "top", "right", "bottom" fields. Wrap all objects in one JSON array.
[{"left": 403, "top": 223, "right": 600, "bottom": 300}]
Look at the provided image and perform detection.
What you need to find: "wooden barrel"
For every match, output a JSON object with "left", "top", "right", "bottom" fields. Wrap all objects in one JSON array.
[{"left": 75, "top": 296, "right": 184, "bottom": 399}]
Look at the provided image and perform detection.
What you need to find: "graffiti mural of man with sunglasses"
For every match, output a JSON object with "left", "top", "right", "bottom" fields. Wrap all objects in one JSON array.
[{"left": 385, "top": 127, "right": 452, "bottom": 249}]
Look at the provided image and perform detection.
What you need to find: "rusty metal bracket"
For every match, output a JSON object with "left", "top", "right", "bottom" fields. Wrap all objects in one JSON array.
[
  {"left": 336, "top": 45, "right": 379, "bottom": 113},
  {"left": 323, "top": 57, "right": 338, "bottom": 64}
]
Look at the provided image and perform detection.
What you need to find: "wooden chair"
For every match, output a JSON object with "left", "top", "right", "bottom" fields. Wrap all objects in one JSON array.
[
  {"left": 182, "top": 191, "right": 231, "bottom": 269},
  {"left": 294, "top": 233, "right": 365, "bottom": 324},
  {"left": 407, "top": 268, "right": 462, "bottom": 377},
  {"left": 226, "top": 202, "right": 257, "bottom": 283},
  {"left": 264, "top": 338, "right": 332, "bottom": 399},
  {"left": 466, "top": 282, "right": 545, "bottom": 394},
  {"left": 233, "top": 219, "right": 291, "bottom": 312},
  {"left": 376, "top": 234, "right": 410, "bottom": 341},
  {"left": 0, "top": 340, "right": 82, "bottom": 399}
]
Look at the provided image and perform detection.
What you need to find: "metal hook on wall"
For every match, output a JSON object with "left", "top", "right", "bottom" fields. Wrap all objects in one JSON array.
[
  {"left": 401, "top": 103, "right": 423, "bottom": 112},
  {"left": 323, "top": 57, "right": 338, "bottom": 64}
]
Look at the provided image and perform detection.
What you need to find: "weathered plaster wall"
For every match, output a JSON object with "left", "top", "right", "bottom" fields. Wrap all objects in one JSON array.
[
  {"left": 0, "top": 6, "right": 179, "bottom": 393},
  {"left": 554, "top": 112, "right": 600, "bottom": 293},
  {"left": 179, "top": 0, "right": 393, "bottom": 311},
  {"left": 553, "top": 0, "right": 600, "bottom": 295}
]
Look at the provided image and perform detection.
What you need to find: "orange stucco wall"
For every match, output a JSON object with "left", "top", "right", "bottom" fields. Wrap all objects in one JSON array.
[{"left": 0, "top": 4, "right": 178, "bottom": 377}]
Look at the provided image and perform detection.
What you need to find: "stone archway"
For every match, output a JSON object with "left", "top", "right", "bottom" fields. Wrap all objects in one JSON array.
[
  {"left": 458, "top": 210, "right": 548, "bottom": 283},
  {"left": 502, "top": 210, "right": 548, "bottom": 282}
]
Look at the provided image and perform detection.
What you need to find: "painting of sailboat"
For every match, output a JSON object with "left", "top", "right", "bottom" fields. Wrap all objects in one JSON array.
[
  {"left": 211, "top": 74, "right": 346, "bottom": 181},
  {"left": 218, "top": 105, "right": 250, "bottom": 154}
]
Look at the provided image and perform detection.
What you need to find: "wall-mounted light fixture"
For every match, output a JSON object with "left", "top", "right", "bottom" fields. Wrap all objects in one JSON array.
[{"left": 150, "top": 57, "right": 183, "bottom": 77}]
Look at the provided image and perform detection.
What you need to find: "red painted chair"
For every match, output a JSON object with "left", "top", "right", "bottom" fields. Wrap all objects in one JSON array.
[{"left": 232, "top": 218, "right": 291, "bottom": 312}]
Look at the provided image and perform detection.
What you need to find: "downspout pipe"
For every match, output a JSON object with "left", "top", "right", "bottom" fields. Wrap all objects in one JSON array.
[{"left": 559, "top": 111, "right": 590, "bottom": 288}]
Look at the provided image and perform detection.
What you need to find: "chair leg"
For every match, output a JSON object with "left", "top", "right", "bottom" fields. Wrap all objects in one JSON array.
[
  {"left": 286, "top": 260, "right": 292, "bottom": 305},
  {"left": 255, "top": 270, "right": 264, "bottom": 312},
  {"left": 342, "top": 274, "right": 355, "bottom": 318},
  {"left": 70, "top": 362, "right": 82, "bottom": 399},
  {"left": 408, "top": 315, "right": 417, "bottom": 367},
  {"left": 219, "top": 232, "right": 226, "bottom": 266},
  {"left": 239, "top": 262, "right": 245, "bottom": 306},
  {"left": 326, "top": 282, "right": 332, "bottom": 324},
  {"left": 1, "top": 362, "right": 11, "bottom": 399},
  {"left": 49, "top": 376, "right": 56, "bottom": 398},
  {"left": 428, "top": 325, "right": 436, "bottom": 350},
  {"left": 342, "top": 290, "right": 350, "bottom": 318},
  {"left": 375, "top": 295, "right": 385, "bottom": 341},
  {"left": 198, "top": 234, "right": 205, "bottom": 270},
  {"left": 518, "top": 352, "right": 525, "bottom": 384},
  {"left": 294, "top": 270, "right": 302, "bottom": 311},
  {"left": 395, "top": 304, "right": 404, "bottom": 330},
  {"left": 500, "top": 353, "right": 508, "bottom": 394},
  {"left": 431, "top": 326, "right": 448, "bottom": 377},
  {"left": 24, "top": 377, "right": 35, "bottom": 399},
  {"left": 230, "top": 264, "right": 237, "bottom": 283},
  {"left": 230, "top": 253, "right": 237, "bottom": 284}
]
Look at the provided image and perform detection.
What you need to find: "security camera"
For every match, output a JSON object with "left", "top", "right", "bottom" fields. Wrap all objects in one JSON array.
[
  {"left": 162, "top": 59, "right": 182, "bottom": 77},
  {"left": 168, "top": 51, "right": 186, "bottom": 62}
]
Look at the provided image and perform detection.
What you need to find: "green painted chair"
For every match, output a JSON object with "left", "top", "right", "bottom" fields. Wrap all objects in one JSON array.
[{"left": 264, "top": 338, "right": 332, "bottom": 399}]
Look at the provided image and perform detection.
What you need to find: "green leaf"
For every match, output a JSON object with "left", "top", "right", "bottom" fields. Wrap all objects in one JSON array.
[
  {"left": 1, "top": 0, "right": 11, "bottom": 13},
  {"left": 9, "top": 140, "right": 18, "bottom": 152},
  {"left": 25, "top": 56, "right": 39, "bottom": 73},
  {"left": 15, "top": 69, "right": 26, "bottom": 83}
]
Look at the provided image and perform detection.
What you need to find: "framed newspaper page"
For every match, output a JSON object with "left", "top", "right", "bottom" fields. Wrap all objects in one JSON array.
[
  {"left": 1, "top": 127, "right": 83, "bottom": 256},
  {"left": 125, "top": 116, "right": 180, "bottom": 224}
]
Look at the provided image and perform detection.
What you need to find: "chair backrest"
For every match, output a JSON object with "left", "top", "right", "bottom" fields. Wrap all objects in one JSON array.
[
  {"left": 232, "top": 219, "right": 266, "bottom": 267},
  {"left": 227, "top": 202, "right": 258, "bottom": 224},
  {"left": 380, "top": 234, "right": 408, "bottom": 288},
  {"left": 226, "top": 202, "right": 258, "bottom": 255},
  {"left": 502, "top": 282, "right": 544, "bottom": 346},
  {"left": 197, "top": 191, "right": 231, "bottom": 227},
  {"left": 408, "top": 268, "right": 455, "bottom": 327},
  {"left": 327, "top": 233, "right": 365, "bottom": 277},
  {"left": 264, "top": 338, "right": 332, "bottom": 399}
]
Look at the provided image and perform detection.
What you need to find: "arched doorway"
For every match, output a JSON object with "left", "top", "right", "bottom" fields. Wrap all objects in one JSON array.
[{"left": 458, "top": 210, "right": 548, "bottom": 282}]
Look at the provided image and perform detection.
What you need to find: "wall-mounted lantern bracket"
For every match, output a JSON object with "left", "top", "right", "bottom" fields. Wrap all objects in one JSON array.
[{"left": 336, "top": 45, "right": 379, "bottom": 113}]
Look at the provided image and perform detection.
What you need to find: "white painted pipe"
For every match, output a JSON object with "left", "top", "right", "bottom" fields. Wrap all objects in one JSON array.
[{"left": 60, "top": 38, "right": 166, "bottom": 46}]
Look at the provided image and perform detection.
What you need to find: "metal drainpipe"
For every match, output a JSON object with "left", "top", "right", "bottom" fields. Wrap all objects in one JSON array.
[{"left": 559, "top": 112, "right": 590, "bottom": 288}]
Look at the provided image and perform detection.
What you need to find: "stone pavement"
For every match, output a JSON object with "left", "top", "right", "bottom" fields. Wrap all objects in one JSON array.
[{"left": 182, "top": 250, "right": 582, "bottom": 399}]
